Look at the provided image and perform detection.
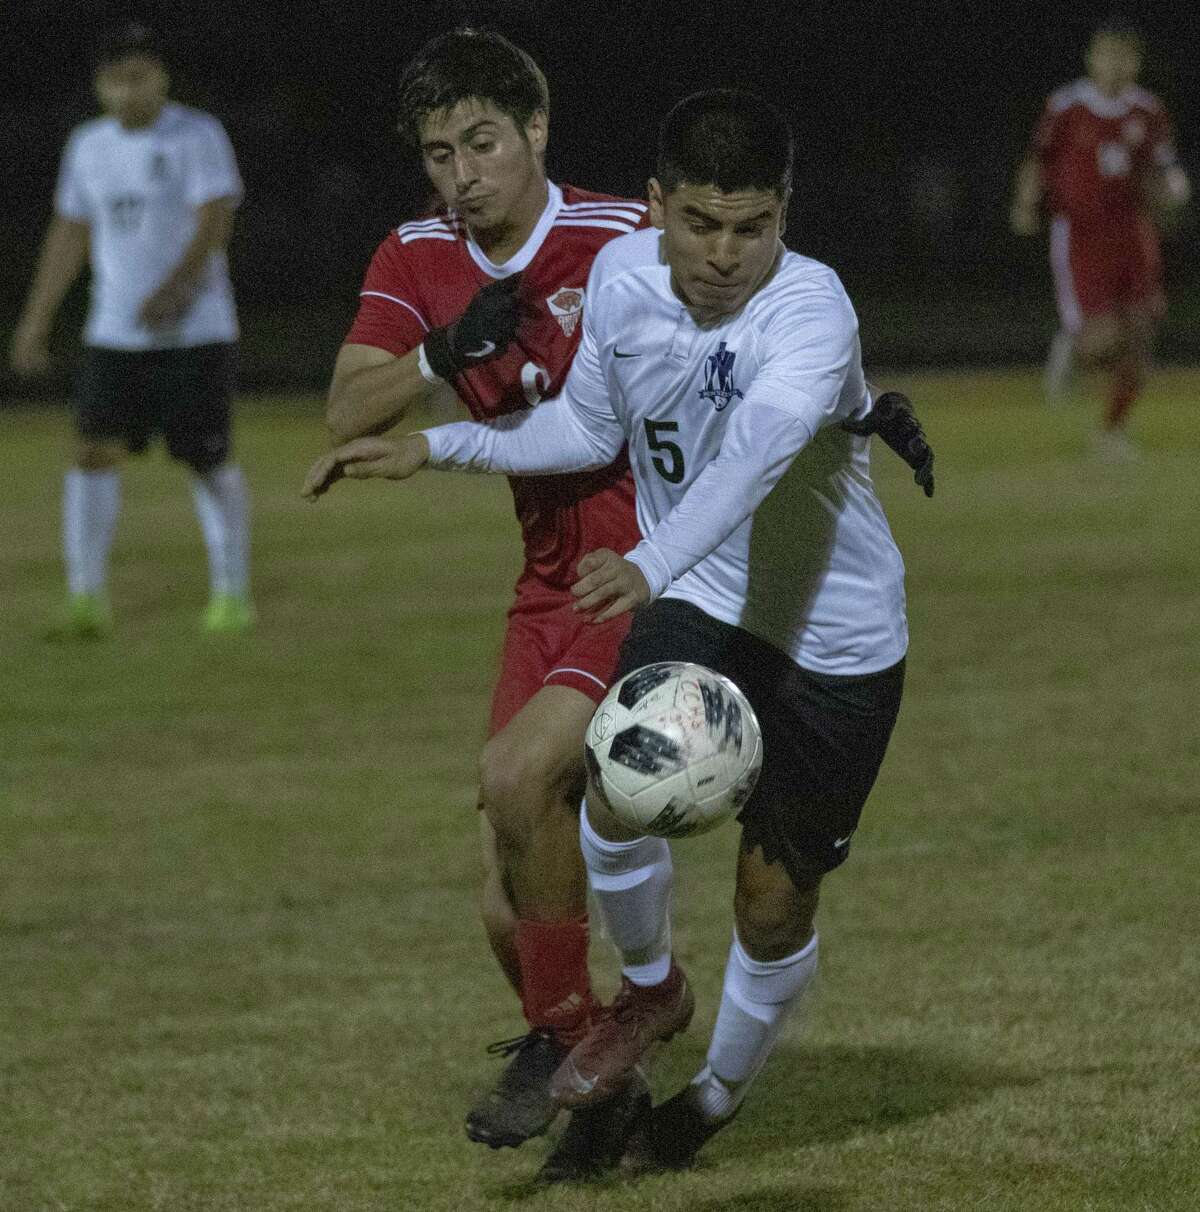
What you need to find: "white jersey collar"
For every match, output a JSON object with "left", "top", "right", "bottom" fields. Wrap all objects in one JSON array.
[
  {"left": 1076, "top": 79, "right": 1140, "bottom": 119},
  {"left": 463, "top": 181, "right": 563, "bottom": 279}
]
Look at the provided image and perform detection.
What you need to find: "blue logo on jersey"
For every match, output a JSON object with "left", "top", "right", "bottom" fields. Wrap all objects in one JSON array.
[{"left": 699, "top": 341, "right": 744, "bottom": 411}]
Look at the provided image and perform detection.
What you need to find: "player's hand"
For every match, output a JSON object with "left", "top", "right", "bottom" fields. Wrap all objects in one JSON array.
[
  {"left": 302, "top": 433, "right": 431, "bottom": 499},
  {"left": 9, "top": 324, "right": 51, "bottom": 376},
  {"left": 423, "top": 273, "right": 523, "bottom": 380},
  {"left": 842, "top": 391, "right": 935, "bottom": 498},
  {"left": 571, "top": 548, "right": 651, "bottom": 622},
  {"left": 139, "top": 281, "right": 193, "bottom": 329}
]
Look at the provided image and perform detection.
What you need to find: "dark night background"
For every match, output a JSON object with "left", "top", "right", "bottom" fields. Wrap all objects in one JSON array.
[{"left": 3, "top": 0, "right": 1197, "bottom": 396}]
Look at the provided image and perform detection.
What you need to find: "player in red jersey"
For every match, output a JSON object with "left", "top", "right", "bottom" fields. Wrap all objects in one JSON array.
[
  {"left": 315, "top": 29, "right": 647, "bottom": 1179},
  {"left": 1011, "top": 21, "right": 1190, "bottom": 457}
]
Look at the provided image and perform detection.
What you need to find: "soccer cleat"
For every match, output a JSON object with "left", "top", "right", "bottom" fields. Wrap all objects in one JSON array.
[
  {"left": 550, "top": 962, "right": 694, "bottom": 1109},
  {"left": 202, "top": 593, "right": 255, "bottom": 633},
  {"left": 621, "top": 1082, "right": 738, "bottom": 1173},
  {"left": 534, "top": 1068, "right": 651, "bottom": 1184},
  {"left": 465, "top": 1030, "right": 568, "bottom": 1149},
  {"left": 45, "top": 592, "right": 112, "bottom": 641}
]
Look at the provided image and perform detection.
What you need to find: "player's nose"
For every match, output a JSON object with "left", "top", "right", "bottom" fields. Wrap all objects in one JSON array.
[{"left": 453, "top": 153, "right": 477, "bottom": 189}]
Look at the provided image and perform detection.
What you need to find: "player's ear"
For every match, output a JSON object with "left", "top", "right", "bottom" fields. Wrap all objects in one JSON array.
[
  {"left": 524, "top": 109, "right": 549, "bottom": 157},
  {"left": 777, "top": 188, "right": 791, "bottom": 240},
  {"left": 648, "top": 178, "right": 666, "bottom": 229}
]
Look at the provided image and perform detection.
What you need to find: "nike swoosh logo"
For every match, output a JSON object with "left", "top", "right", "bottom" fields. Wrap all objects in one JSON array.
[
  {"left": 563, "top": 1062, "right": 598, "bottom": 1094},
  {"left": 833, "top": 834, "right": 853, "bottom": 848},
  {"left": 464, "top": 340, "right": 496, "bottom": 359},
  {"left": 613, "top": 348, "right": 641, "bottom": 358}
]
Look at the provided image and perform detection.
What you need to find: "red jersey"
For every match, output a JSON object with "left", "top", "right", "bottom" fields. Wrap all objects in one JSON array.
[
  {"left": 346, "top": 183, "right": 648, "bottom": 591},
  {"left": 1034, "top": 79, "right": 1177, "bottom": 233}
]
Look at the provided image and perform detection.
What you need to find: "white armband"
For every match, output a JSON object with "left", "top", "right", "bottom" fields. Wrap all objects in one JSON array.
[{"left": 416, "top": 342, "right": 441, "bottom": 385}]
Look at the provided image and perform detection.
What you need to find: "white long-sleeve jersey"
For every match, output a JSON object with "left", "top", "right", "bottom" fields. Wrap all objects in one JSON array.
[{"left": 425, "top": 226, "right": 907, "bottom": 675}]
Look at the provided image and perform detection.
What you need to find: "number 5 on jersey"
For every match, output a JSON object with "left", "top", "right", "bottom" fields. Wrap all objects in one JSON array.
[{"left": 644, "top": 419, "right": 685, "bottom": 484}]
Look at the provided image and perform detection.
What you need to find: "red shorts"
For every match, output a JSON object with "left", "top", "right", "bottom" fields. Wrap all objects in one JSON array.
[
  {"left": 1049, "top": 214, "right": 1164, "bottom": 333},
  {"left": 488, "top": 585, "right": 632, "bottom": 736}
]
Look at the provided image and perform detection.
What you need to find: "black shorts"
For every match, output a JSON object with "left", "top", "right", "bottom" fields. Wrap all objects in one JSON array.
[
  {"left": 75, "top": 343, "right": 237, "bottom": 474},
  {"left": 615, "top": 598, "right": 905, "bottom": 885}
]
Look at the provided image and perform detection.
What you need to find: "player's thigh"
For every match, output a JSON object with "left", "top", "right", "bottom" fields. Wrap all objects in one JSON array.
[
  {"left": 736, "top": 647, "right": 906, "bottom": 888},
  {"left": 159, "top": 343, "right": 236, "bottom": 475},
  {"left": 492, "top": 684, "right": 597, "bottom": 789},
  {"left": 488, "top": 590, "right": 627, "bottom": 736},
  {"left": 613, "top": 597, "right": 732, "bottom": 681},
  {"left": 74, "top": 347, "right": 155, "bottom": 455}
]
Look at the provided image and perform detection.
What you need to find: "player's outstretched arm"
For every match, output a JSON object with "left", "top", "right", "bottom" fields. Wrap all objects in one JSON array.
[
  {"left": 301, "top": 433, "right": 431, "bottom": 499},
  {"left": 10, "top": 216, "right": 88, "bottom": 376}
]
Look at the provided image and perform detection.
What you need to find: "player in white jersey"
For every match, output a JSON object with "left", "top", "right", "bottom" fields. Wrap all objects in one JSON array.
[
  {"left": 10, "top": 23, "right": 252, "bottom": 637},
  {"left": 304, "top": 89, "right": 933, "bottom": 1174}
]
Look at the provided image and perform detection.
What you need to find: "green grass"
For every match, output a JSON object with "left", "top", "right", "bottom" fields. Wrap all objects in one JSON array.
[{"left": 2, "top": 371, "right": 1199, "bottom": 1211}]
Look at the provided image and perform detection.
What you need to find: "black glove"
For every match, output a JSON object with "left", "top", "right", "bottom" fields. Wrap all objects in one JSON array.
[
  {"left": 422, "top": 273, "right": 522, "bottom": 380},
  {"left": 842, "top": 390, "right": 935, "bottom": 498}
]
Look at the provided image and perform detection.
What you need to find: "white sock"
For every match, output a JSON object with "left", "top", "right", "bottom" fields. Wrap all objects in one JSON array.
[
  {"left": 692, "top": 929, "right": 820, "bottom": 1122},
  {"left": 191, "top": 463, "right": 250, "bottom": 597},
  {"left": 579, "top": 804, "right": 673, "bottom": 986},
  {"left": 63, "top": 468, "right": 121, "bottom": 595}
]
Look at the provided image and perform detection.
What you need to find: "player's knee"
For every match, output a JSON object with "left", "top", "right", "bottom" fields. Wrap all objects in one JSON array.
[
  {"left": 180, "top": 448, "right": 228, "bottom": 477},
  {"left": 478, "top": 735, "right": 566, "bottom": 840},
  {"left": 1077, "top": 319, "right": 1127, "bottom": 366},
  {"left": 76, "top": 441, "right": 123, "bottom": 471},
  {"left": 734, "top": 881, "right": 817, "bottom": 960}
]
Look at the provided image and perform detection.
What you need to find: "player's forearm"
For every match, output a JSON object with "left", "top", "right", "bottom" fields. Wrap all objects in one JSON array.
[
  {"left": 326, "top": 347, "right": 437, "bottom": 440},
  {"left": 424, "top": 397, "right": 619, "bottom": 476},
  {"left": 16, "top": 216, "right": 88, "bottom": 333},
  {"left": 1010, "top": 157, "right": 1043, "bottom": 227},
  {"left": 160, "top": 198, "right": 234, "bottom": 293}
]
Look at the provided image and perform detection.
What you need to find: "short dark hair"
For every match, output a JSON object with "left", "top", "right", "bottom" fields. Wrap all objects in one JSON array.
[
  {"left": 396, "top": 28, "right": 549, "bottom": 147},
  {"left": 94, "top": 20, "right": 165, "bottom": 69},
  {"left": 657, "top": 89, "right": 794, "bottom": 198},
  {"left": 1091, "top": 16, "right": 1144, "bottom": 52}
]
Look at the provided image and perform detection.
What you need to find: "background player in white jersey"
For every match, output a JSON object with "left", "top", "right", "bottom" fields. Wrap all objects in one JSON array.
[
  {"left": 9, "top": 23, "right": 252, "bottom": 637},
  {"left": 306, "top": 89, "right": 932, "bottom": 1173}
]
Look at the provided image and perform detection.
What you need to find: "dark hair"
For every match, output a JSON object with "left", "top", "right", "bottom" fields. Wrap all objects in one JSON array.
[
  {"left": 657, "top": 89, "right": 793, "bottom": 198},
  {"left": 397, "top": 28, "right": 549, "bottom": 146},
  {"left": 1091, "top": 17, "right": 1144, "bottom": 52},
  {"left": 94, "top": 20, "right": 165, "bottom": 69}
]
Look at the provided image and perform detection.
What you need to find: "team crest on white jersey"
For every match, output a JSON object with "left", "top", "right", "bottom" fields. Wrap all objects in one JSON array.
[
  {"left": 699, "top": 341, "right": 745, "bottom": 411},
  {"left": 546, "top": 287, "right": 584, "bottom": 337}
]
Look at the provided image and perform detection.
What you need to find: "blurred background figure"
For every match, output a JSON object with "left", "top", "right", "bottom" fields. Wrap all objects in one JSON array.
[
  {"left": 9, "top": 21, "right": 252, "bottom": 637},
  {"left": 1010, "top": 19, "right": 1190, "bottom": 457}
]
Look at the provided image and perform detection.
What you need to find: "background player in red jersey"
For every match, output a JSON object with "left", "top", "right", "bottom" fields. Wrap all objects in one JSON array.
[
  {"left": 1010, "top": 21, "right": 1190, "bottom": 459},
  {"left": 317, "top": 29, "right": 648, "bottom": 1178}
]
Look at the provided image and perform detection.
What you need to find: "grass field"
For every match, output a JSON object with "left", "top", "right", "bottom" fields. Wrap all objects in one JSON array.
[{"left": 3, "top": 370, "right": 1199, "bottom": 1211}]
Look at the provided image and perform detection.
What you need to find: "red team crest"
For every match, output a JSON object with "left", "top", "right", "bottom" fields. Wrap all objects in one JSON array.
[{"left": 546, "top": 287, "right": 584, "bottom": 337}]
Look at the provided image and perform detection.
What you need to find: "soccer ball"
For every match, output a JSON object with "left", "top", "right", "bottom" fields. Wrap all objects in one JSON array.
[{"left": 584, "top": 662, "right": 763, "bottom": 838}]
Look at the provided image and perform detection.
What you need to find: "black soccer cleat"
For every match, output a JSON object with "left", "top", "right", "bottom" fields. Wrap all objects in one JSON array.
[
  {"left": 465, "top": 1030, "right": 568, "bottom": 1149},
  {"left": 535, "top": 1069, "right": 651, "bottom": 1184},
  {"left": 621, "top": 1083, "right": 739, "bottom": 1173}
]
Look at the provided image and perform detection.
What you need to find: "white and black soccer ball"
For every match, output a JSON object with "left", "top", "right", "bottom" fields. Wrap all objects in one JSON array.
[{"left": 584, "top": 662, "right": 763, "bottom": 838}]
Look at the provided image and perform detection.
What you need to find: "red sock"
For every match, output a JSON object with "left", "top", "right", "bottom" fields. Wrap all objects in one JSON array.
[
  {"left": 515, "top": 915, "right": 595, "bottom": 1045},
  {"left": 1104, "top": 360, "right": 1140, "bottom": 430}
]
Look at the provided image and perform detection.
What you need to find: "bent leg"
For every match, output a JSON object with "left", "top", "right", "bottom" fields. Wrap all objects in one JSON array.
[{"left": 479, "top": 685, "right": 598, "bottom": 1038}]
